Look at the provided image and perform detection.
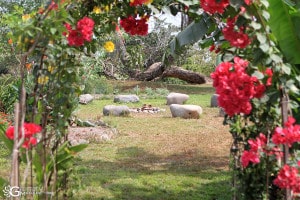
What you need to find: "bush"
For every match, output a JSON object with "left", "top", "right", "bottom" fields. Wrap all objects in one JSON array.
[
  {"left": 0, "top": 74, "right": 19, "bottom": 114},
  {"left": 82, "top": 76, "right": 113, "bottom": 95}
]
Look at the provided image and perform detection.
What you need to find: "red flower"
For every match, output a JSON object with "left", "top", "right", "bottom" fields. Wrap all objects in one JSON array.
[
  {"left": 209, "top": 45, "right": 215, "bottom": 52},
  {"left": 76, "top": 16, "right": 94, "bottom": 42},
  {"left": 248, "top": 133, "right": 266, "bottom": 152},
  {"left": 272, "top": 116, "right": 300, "bottom": 147},
  {"left": 273, "top": 165, "right": 300, "bottom": 194},
  {"left": 67, "top": 30, "right": 85, "bottom": 47},
  {"left": 5, "top": 126, "right": 14, "bottom": 140},
  {"left": 264, "top": 68, "right": 273, "bottom": 86},
  {"left": 200, "top": 0, "right": 230, "bottom": 14},
  {"left": 222, "top": 17, "right": 251, "bottom": 49},
  {"left": 241, "top": 150, "right": 260, "bottom": 167},
  {"left": 64, "top": 17, "right": 94, "bottom": 47},
  {"left": 244, "top": 0, "right": 252, "bottom": 5},
  {"left": 211, "top": 57, "right": 265, "bottom": 116},
  {"left": 130, "top": 0, "right": 152, "bottom": 6},
  {"left": 22, "top": 137, "right": 37, "bottom": 149},
  {"left": 120, "top": 15, "right": 148, "bottom": 36},
  {"left": 5, "top": 123, "right": 42, "bottom": 149},
  {"left": 49, "top": 1, "right": 58, "bottom": 10},
  {"left": 24, "top": 123, "right": 42, "bottom": 137}
]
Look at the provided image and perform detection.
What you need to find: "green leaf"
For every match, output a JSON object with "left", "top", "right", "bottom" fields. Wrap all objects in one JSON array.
[
  {"left": 0, "top": 127, "right": 13, "bottom": 152},
  {"left": 169, "top": 14, "right": 211, "bottom": 55},
  {"left": 252, "top": 71, "right": 264, "bottom": 79},
  {"left": 256, "top": 32, "right": 266, "bottom": 43},
  {"left": 286, "top": 79, "right": 299, "bottom": 94},
  {"left": 0, "top": 177, "right": 9, "bottom": 198},
  {"left": 282, "top": 63, "right": 292, "bottom": 74},
  {"left": 50, "top": 28, "right": 57, "bottom": 35},
  {"left": 251, "top": 21, "right": 262, "bottom": 30},
  {"left": 268, "top": 0, "right": 300, "bottom": 64},
  {"left": 177, "top": 0, "right": 199, "bottom": 6},
  {"left": 270, "top": 54, "right": 283, "bottom": 63},
  {"left": 69, "top": 143, "right": 88, "bottom": 153}
]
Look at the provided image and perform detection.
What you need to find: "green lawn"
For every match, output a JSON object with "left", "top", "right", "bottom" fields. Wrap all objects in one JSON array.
[
  {"left": 0, "top": 82, "right": 233, "bottom": 200},
  {"left": 70, "top": 82, "right": 232, "bottom": 200}
]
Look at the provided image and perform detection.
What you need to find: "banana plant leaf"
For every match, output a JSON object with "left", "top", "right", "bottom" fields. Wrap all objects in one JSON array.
[
  {"left": 268, "top": 0, "right": 300, "bottom": 64},
  {"left": 169, "top": 13, "right": 212, "bottom": 55}
]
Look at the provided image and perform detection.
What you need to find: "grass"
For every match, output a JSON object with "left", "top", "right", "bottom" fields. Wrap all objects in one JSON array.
[
  {"left": 70, "top": 81, "right": 233, "bottom": 200},
  {"left": 0, "top": 81, "right": 233, "bottom": 199}
]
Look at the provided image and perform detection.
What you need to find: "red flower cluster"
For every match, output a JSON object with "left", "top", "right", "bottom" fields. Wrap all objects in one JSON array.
[
  {"left": 273, "top": 165, "right": 300, "bottom": 194},
  {"left": 244, "top": 0, "right": 252, "bottom": 5},
  {"left": 211, "top": 57, "right": 265, "bottom": 116},
  {"left": 222, "top": 17, "right": 251, "bottom": 49},
  {"left": 272, "top": 116, "right": 300, "bottom": 147},
  {"left": 241, "top": 133, "right": 283, "bottom": 167},
  {"left": 241, "top": 150, "right": 260, "bottom": 168},
  {"left": 120, "top": 16, "right": 148, "bottom": 36},
  {"left": 130, "top": 0, "right": 152, "bottom": 6},
  {"left": 6, "top": 123, "right": 42, "bottom": 149},
  {"left": 264, "top": 68, "right": 273, "bottom": 86},
  {"left": 64, "top": 17, "right": 94, "bottom": 47},
  {"left": 200, "top": 0, "right": 229, "bottom": 14},
  {"left": 241, "top": 133, "right": 266, "bottom": 167},
  {"left": 209, "top": 44, "right": 220, "bottom": 53}
]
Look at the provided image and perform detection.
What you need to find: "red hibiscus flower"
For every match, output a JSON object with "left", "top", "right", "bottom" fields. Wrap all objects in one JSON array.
[
  {"left": 200, "top": 0, "right": 230, "bottom": 14},
  {"left": 5, "top": 122, "right": 42, "bottom": 149}
]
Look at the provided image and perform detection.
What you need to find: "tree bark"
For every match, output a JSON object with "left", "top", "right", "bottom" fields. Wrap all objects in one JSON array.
[
  {"left": 135, "top": 62, "right": 206, "bottom": 84},
  {"left": 161, "top": 66, "right": 206, "bottom": 84},
  {"left": 135, "top": 62, "right": 164, "bottom": 81}
]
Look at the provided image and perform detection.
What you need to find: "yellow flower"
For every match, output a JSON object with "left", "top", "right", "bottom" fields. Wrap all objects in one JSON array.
[
  {"left": 93, "top": 6, "right": 101, "bottom": 14},
  {"left": 22, "top": 14, "right": 31, "bottom": 21},
  {"left": 104, "top": 5, "right": 111, "bottom": 12},
  {"left": 104, "top": 41, "right": 115, "bottom": 53},
  {"left": 48, "top": 66, "right": 55, "bottom": 73},
  {"left": 38, "top": 75, "right": 49, "bottom": 85}
]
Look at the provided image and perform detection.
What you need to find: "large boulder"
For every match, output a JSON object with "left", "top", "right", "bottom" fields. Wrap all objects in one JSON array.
[
  {"left": 79, "top": 94, "right": 94, "bottom": 104},
  {"left": 114, "top": 94, "right": 140, "bottom": 103},
  {"left": 166, "top": 92, "right": 189, "bottom": 105},
  {"left": 103, "top": 105, "right": 130, "bottom": 116},
  {"left": 210, "top": 94, "right": 219, "bottom": 107},
  {"left": 170, "top": 104, "right": 203, "bottom": 119}
]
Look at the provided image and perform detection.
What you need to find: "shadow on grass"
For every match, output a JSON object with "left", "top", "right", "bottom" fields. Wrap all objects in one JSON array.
[{"left": 73, "top": 146, "right": 232, "bottom": 200}]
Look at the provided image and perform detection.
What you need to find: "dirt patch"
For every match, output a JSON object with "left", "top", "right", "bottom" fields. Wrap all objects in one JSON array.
[{"left": 68, "top": 126, "right": 118, "bottom": 145}]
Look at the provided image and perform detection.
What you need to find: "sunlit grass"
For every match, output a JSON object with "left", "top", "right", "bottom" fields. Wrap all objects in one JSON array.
[{"left": 71, "top": 83, "right": 232, "bottom": 200}]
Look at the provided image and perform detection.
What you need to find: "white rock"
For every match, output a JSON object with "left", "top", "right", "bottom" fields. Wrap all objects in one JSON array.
[
  {"left": 103, "top": 105, "right": 130, "bottom": 116},
  {"left": 166, "top": 92, "right": 189, "bottom": 105},
  {"left": 79, "top": 94, "right": 94, "bottom": 104},
  {"left": 114, "top": 94, "right": 140, "bottom": 103},
  {"left": 170, "top": 104, "right": 203, "bottom": 119}
]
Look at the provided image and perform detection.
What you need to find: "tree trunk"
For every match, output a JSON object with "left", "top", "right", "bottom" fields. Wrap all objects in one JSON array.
[
  {"left": 135, "top": 62, "right": 206, "bottom": 84},
  {"left": 162, "top": 66, "right": 206, "bottom": 84},
  {"left": 135, "top": 62, "right": 164, "bottom": 81}
]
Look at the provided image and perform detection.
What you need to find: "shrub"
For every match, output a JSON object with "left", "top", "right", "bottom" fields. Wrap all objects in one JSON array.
[
  {"left": 83, "top": 76, "right": 113, "bottom": 95},
  {"left": 0, "top": 74, "right": 19, "bottom": 114}
]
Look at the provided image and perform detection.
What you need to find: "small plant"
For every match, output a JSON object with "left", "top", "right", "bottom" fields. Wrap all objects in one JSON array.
[
  {"left": 132, "top": 85, "right": 140, "bottom": 95},
  {"left": 144, "top": 87, "right": 154, "bottom": 96},
  {"left": 155, "top": 88, "right": 169, "bottom": 97}
]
